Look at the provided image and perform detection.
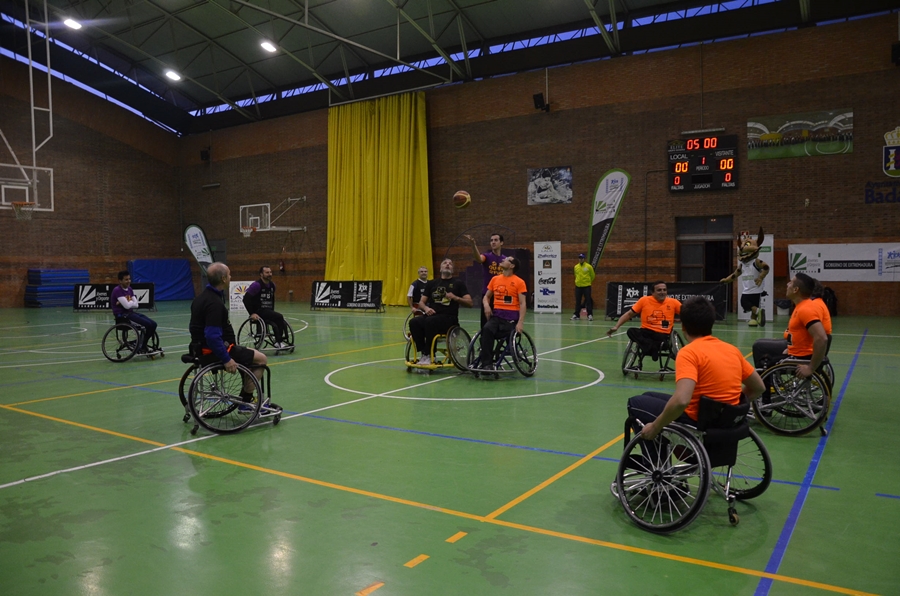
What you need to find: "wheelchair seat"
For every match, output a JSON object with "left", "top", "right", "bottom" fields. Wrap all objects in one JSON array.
[
  {"left": 466, "top": 328, "right": 537, "bottom": 378},
  {"left": 621, "top": 330, "right": 683, "bottom": 381},
  {"left": 612, "top": 396, "right": 771, "bottom": 533},
  {"left": 405, "top": 325, "right": 470, "bottom": 373}
]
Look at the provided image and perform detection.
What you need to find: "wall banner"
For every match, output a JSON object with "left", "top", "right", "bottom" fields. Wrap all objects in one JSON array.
[
  {"left": 229, "top": 281, "right": 252, "bottom": 315},
  {"left": 605, "top": 282, "right": 727, "bottom": 321},
  {"left": 311, "top": 281, "right": 384, "bottom": 310},
  {"left": 789, "top": 243, "right": 900, "bottom": 281},
  {"left": 184, "top": 224, "right": 213, "bottom": 275},
  {"left": 588, "top": 169, "right": 630, "bottom": 269},
  {"left": 73, "top": 283, "right": 155, "bottom": 312},
  {"left": 533, "top": 241, "right": 562, "bottom": 314}
]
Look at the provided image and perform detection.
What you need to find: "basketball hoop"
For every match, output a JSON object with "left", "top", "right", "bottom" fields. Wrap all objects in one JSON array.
[
  {"left": 241, "top": 226, "right": 255, "bottom": 238},
  {"left": 11, "top": 202, "right": 35, "bottom": 220}
]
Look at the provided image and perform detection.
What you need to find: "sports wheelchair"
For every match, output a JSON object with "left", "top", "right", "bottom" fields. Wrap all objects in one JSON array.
[
  {"left": 613, "top": 396, "right": 772, "bottom": 533},
  {"left": 750, "top": 338, "right": 833, "bottom": 436},
  {"left": 405, "top": 325, "right": 470, "bottom": 373},
  {"left": 178, "top": 349, "right": 282, "bottom": 435},
  {"left": 621, "top": 329, "right": 684, "bottom": 381},
  {"left": 101, "top": 317, "right": 163, "bottom": 362},
  {"left": 236, "top": 316, "right": 295, "bottom": 354},
  {"left": 402, "top": 308, "right": 424, "bottom": 341},
  {"left": 466, "top": 328, "right": 538, "bottom": 378}
]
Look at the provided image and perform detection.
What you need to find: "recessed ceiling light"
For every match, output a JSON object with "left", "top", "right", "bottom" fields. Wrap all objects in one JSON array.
[
  {"left": 261, "top": 41, "right": 277, "bottom": 53},
  {"left": 64, "top": 18, "right": 82, "bottom": 30},
  {"left": 165, "top": 70, "right": 182, "bottom": 81}
]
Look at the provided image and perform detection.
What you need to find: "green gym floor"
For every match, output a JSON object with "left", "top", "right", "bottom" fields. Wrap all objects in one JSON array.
[{"left": 0, "top": 303, "right": 897, "bottom": 596}]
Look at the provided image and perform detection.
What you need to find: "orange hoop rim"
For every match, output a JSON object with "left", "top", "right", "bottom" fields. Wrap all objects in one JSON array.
[{"left": 240, "top": 226, "right": 256, "bottom": 237}]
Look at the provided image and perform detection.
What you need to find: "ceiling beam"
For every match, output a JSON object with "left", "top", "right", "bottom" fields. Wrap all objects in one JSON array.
[
  {"left": 582, "top": 0, "right": 619, "bottom": 54},
  {"left": 382, "top": 0, "right": 466, "bottom": 79}
]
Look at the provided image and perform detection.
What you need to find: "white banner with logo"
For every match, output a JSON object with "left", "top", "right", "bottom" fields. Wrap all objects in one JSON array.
[
  {"left": 533, "top": 241, "right": 562, "bottom": 314},
  {"left": 738, "top": 234, "right": 775, "bottom": 322},
  {"left": 789, "top": 243, "right": 900, "bottom": 282},
  {"left": 184, "top": 224, "right": 213, "bottom": 275},
  {"left": 229, "top": 281, "right": 252, "bottom": 315},
  {"left": 588, "top": 169, "right": 630, "bottom": 268}
]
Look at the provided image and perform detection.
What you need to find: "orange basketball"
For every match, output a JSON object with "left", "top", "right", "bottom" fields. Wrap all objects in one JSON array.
[{"left": 453, "top": 190, "right": 471, "bottom": 208}]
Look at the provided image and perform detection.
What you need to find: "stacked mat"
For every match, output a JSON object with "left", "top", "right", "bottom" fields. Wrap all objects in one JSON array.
[{"left": 25, "top": 269, "right": 90, "bottom": 307}]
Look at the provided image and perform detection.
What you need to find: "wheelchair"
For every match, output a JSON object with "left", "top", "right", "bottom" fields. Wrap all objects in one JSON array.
[
  {"left": 101, "top": 317, "right": 163, "bottom": 362},
  {"left": 613, "top": 397, "right": 772, "bottom": 533},
  {"left": 179, "top": 350, "right": 282, "bottom": 435},
  {"left": 751, "top": 338, "right": 833, "bottom": 436},
  {"left": 621, "top": 330, "right": 683, "bottom": 381},
  {"left": 402, "top": 308, "right": 424, "bottom": 341},
  {"left": 236, "top": 316, "right": 295, "bottom": 354},
  {"left": 405, "top": 325, "right": 471, "bottom": 373},
  {"left": 466, "top": 328, "right": 538, "bottom": 378}
]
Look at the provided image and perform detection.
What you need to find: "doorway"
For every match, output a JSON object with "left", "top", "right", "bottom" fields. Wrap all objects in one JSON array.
[{"left": 676, "top": 216, "right": 734, "bottom": 282}]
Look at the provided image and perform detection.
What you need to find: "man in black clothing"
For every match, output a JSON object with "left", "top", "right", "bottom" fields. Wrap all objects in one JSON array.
[
  {"left": 409, "top": 259, "right": 473, "bottom": 365},
  {"left": 242, "top": 265, "right": 289, "bottom": 348}
]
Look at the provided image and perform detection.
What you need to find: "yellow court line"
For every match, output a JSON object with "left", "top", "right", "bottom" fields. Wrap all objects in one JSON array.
[
  {"left": 445, "top": 531, "right": 467, "bottom": 543},
  {"left": 355, "top": 581, "right": 385, "bottom": 595},
  {"left": 0, "top": 405, "right": 166, "bottom": 447},
  {"left": 484, "top": 435, "right": 623, "bottom": 520},
  {"left": 403, "top": 554, "right": 429, "bottom": 568}
]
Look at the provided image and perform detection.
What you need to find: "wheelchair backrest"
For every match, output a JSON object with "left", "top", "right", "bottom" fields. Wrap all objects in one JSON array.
[{"left": 695, "top": 395, "right": 750, "bottom": 431}]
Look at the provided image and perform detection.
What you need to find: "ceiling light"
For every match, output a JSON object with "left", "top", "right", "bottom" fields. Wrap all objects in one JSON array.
[
  {"left": 260, "top": 41, "right": 277, "bottom": 53},
  {"left": 64, "top": 18, "right": 82, "bottom": 30},
  {"left": 165, "top": 70, "right": 182, "bottom": 81}
]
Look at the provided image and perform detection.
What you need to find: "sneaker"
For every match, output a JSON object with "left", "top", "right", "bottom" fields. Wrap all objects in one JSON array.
[
  {"left": 417, "top": 355, "right": 431, "bottom": 365},
  {"left": 571, "top": 315, "right": 579, "bottom": 320},
  {"left": 748, "top": 317, "right": 758, "bottom": 327},
  {"left": 588, "top": 315, "right": 593, "bottom": 321}
]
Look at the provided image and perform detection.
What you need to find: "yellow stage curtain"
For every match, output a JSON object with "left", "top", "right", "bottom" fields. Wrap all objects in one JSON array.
[{"left": 326, "top": 92, "right": 432, "bottom": 306}]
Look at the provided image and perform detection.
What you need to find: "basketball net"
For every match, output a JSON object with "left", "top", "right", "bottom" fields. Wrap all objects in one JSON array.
[{"left": 12, "top": 202, "right": 35, "bottom": 220}]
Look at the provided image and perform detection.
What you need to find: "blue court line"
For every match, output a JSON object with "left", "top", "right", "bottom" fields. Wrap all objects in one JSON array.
[
  {"left": 754, "top": 331, "right": 867, "bottom": 596},
  {"left": 875, "top": 493, "right": 900, "bottom": 500}
]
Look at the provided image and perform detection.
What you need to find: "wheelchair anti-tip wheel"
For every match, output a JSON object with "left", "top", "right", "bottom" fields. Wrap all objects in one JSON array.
[
  {"left": 102, "top": 323, "right": 140, "bottom": 362},
  {"left": 187, "top": 362, "right": 264, "bottom": 435},
  {"left": 752, "top": 361, "right": 831, "bottom": 436},
  {"left": 615, "top": 424, "right": 711, "bottom": 534},
  {"left": 710, "top": 427, "right": 772, "bottom": 501},
  {"left": 511, "top": 330, "right": 537, "bottom": 377}
]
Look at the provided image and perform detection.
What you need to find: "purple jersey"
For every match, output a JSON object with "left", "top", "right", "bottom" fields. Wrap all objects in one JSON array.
[
  {"left": 110, "top": 285, "right": 135, "bottom": 317},
  {"left": 481, "top": 252, "right": 505, "bottom": 292}
]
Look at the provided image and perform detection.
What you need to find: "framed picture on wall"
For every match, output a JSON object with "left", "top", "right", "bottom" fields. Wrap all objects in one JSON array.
[{"left": 527, "top": 166, "right": 573, "bottom": 205}]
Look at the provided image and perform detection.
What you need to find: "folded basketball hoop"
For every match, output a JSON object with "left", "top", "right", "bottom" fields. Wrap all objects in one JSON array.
[
  {"left": 11, "top": 202, "right": 35, "bottom": 220},
  {"left": 241, "top": 226, "right": 255, "bottom": 238}
]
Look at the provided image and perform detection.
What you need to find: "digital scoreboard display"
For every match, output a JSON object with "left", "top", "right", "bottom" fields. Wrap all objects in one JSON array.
[{"left": 667, "top": 134, "right": 738, "bottom": 192}]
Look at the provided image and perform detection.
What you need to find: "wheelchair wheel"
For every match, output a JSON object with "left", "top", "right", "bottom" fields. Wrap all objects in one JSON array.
[
  {"left": 511, "top": 330, "right": 538, "bottom": 377},
  {"left": 621, "top": 340, "right": 640, "bottom": 378},
  {"left": 403, "top": 311, "right": 415, "bottom": 341},
  {"left": 187, "top": 363, "right": 263, "bottom": 434},
  {"left": 404, "top": 338, "right": 416, "bottom": 372},
  {"left": 447, "top": 326, "right": 471, "bottom": 371},
  {"left": 280, "top": 320, "right": 296, "bottom": 351},
  {"left": 102, "top": 323, "right": 140, "bottom": 362},
  {"left": 711, "top": 428, "right": 772, "bottom": 500},
  {"left": 752, "top": 362, "right": 831, "bottom": 436},
  {"left": 237, "top": 318, "right": 266, "bottom": 349},
  {"left": 145, "top": 331, "right": 162, "bottom": 355},
  {"left": 821, "top": 361, "right": 835, "bottom": 392},
  {"left": 615, "top": 423, "right": 711, "bottom": 534}
]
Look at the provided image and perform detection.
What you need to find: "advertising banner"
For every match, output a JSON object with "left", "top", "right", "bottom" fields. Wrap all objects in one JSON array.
[
  {"left": 184, "top": 224, "right": 213, "bottom": 275},
  {"left": 229, "top": 281, "right": 253, "bottom": 315},
  {"left": 311, "top": 281, "right": 384, "bottom": 310},
  {"left": 789, "top": 243, "right": 900, "bottom": 281},
  {"left": 736, "top": 234, "right": 775, "bottom": 322},
  {"left": 606, "top": 281, "right": 727, "bottom": 321},
  {"left": 533, "top": 241, "right": 562, "bottom": 314},
  {"left": 588, "top": 169, "right": 630, "bottom": 269},
  {"left": 73, "top": 283, "right": 155, "bottom": 312}
]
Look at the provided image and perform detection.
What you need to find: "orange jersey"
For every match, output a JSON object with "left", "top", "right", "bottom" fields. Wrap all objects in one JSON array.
[
  {"left": 784, "top": 298, "right": 822, "bottom": 356},
  {"left": 810, "top": 298, "right": 833, "bottom": 335},
  {"left": 631, "top": 295, "right": 681, "bottom": 335},
  {"left": 676, "top": 336, "right": 756, "bottom": 420},
  {"left": 488, "top": 274, "right": 527, "bottom": 313}
]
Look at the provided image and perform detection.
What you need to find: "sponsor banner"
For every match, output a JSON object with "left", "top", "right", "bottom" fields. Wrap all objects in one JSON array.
[
  {"left": 311, "top": 280, "right": 384, "bottom": 310},
  {"left": 883, "top": 126, "right": 900, "bottom": 178},
  {"left": 588, "top": 169, "right": 630, "bottom": 269},
  {"left": 533, "top": 241, "right": 562, "bottom": 314},
  {"left": 789, "top": 243, "right": 900, "bottom": 281},
  {"left": 229, "top": 281, "right": 253, "bottom": 315},
  {"left": 73, "top": 283, "right": 155, "bottom": 312},
  {"left": 184, "top": 224, "right": 213, "bottom": 274},
  {"left": 864, "top": 180, "right": 900, "bottom": 204},
  {"left": 606, "top": 282, "right": 727, "bottom": 321},
  {"left": 736, "top": 234, "right": 775, "bottom": 322}
]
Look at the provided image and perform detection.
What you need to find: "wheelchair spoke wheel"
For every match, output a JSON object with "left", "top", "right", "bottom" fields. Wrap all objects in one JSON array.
[
  {"left": 447, "top": 326, "right": 471, "bottom": 371},
  {"left": 188, "top": 363, "right": 262, "bottom": 434},
  {"left": 146, "top": 331, "right": 161, "bottom": 354},
  {"left": 178, "top": 364, "right": 199, "bottom": 408},
  {"left": 404, "top": 338, "right": 416, "bottom": 371},
  {"left": 403, "top": 312, "right": 415, "bottom": 341},
  {"left": 512, "top": 330, "right": 538, "bottom": 377},
  {"left": 712, "top": 428, "right": 772, "bottom": 500},
  {"left": 237, "top": 318, "right": 265, "bottom": 349},
  {"left": 102, "top": 323, "right": 139, "bottom": 362},
  {"left": 466, "top": 331, "right": 483, "bottom": 371},
  {"left": 615, "top": 424, "right": 710, "bottom": 533},
  {"left": 752, "top": 363, "right": 831, "bottom": 435},
  {"left": 282, "top": 320, "right": 295, "bottom": 351},
  {"left": 621, "top": 341, "right": 640, "bottom": 377}
]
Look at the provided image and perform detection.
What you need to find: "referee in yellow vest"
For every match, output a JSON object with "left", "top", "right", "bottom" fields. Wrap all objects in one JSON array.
[{"left": 572, "top": 253, "right": 596, "bottom": 321}]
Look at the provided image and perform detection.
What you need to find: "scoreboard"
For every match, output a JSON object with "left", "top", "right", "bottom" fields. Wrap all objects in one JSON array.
[{"left": 667, "top": 134, "right": 738, "bottom": 192}]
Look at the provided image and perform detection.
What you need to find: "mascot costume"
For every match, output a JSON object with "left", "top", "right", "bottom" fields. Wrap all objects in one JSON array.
[{"left": 721, "top": 227, "right": 770, "bottom": 326}]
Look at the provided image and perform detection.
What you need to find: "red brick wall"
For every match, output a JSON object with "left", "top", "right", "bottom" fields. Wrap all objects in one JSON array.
[{"left": 1, "top": 15, "right": 898, "bottom": 314}]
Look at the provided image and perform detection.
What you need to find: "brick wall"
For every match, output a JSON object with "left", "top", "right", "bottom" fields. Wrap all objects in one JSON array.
[{"left": 1, "top": 14, "right": 898, "bottom": 314}]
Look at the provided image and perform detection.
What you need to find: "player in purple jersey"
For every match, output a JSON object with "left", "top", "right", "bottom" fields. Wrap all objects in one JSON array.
[
  {"left": 110, "top": 270, "right": 158, "bottom": 353},
  {"left": 242, "top": 266, "right": 289, "bottom": 348},
  {"left": 465, "top": 232, "right": 506, "bottom": 328}
]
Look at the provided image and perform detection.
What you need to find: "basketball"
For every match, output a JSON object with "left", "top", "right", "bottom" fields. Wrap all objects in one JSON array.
[{"left": 453, "top": 190, "right": 471, "bottom": 208}]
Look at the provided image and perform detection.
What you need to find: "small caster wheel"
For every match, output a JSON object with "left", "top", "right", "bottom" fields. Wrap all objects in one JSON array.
[
  {"left": 191, "top": 424, "right": 199, "bottom": 435},
  {"left": 160, "top": 352, "right": 165, "bottom": 358},
  {"left": 273, "top": 414, "right": 281, "bottom": 426},
  {"left": 182, "top": 413, "right": 190, "bottom": 423},
  {"left": 633, "top": 373, "right": 639, "bottom": 380},
  {"left": 659, "top": 374, "right": 666, "bottom": 382},
  {"left": 820, "top": 426, "right": 828, "bottom": 436},
  {"left": 728, "top": 508, "right": 739, "bottom": 526}
]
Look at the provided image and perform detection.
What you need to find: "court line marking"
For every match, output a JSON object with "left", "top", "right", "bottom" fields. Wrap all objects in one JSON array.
[
  {"left": 754, "top": 331, "right": 867, "bottom": 596},
  {"left": 355, "top": 581, "right": 385, "bottom": 595},
  {"left": 324, "top": 358, "right": 605, "bottom": 401},
  {"left": 403, "top": 554, "right": 429, "bottom": 568},
  {"left": 445, "top": 531, "right": 467, "bottom": 543}
]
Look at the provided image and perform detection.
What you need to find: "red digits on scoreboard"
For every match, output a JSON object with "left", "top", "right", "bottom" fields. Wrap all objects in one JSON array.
[
  {"left": 674, "top": 176, "right": 681, "bottom": 185},
  {"left": 719, "top": 158, "right": 734, "bottom": 170},
  {"left": 687, "top": 138, "right": 699, "bottom": 150},
  {"left": 703, "top": 137, "right": 718, "bottom": 149},
  {"left": 725, "top": 173, "right": 732, "bottom": 182}
]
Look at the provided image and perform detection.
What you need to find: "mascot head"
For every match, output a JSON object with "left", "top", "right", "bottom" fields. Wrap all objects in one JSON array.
[{"left": 737, "top": 227, "right": 764, "bottom": 263}]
